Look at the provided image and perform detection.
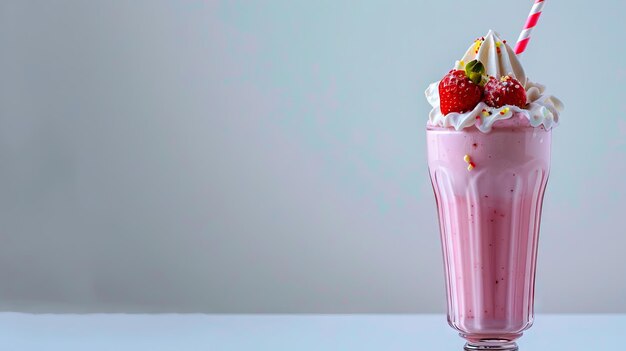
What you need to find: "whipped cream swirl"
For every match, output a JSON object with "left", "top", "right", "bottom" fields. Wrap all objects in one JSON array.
[{"left": 426, "top": 30, "right": 563, "bottom": 133}]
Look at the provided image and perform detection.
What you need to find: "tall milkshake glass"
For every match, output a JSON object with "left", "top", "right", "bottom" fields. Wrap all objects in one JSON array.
[
  {"left": 425, "top": 29, "right": 563, "bottom": 350},
  {"left": 427, "top": 121, "right": 551, "bottom": 351}
]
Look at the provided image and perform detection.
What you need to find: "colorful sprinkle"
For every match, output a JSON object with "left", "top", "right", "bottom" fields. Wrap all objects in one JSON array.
[
  {"left": 463, "top": 155, "right": 475, "bottom": 171},
  {"left": 473, "top": 38, "right": 483, "bottom": 54}
]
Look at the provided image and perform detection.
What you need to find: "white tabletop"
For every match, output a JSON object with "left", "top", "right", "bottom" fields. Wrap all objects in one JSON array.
[{"left": 0, "top": 313, "right": 622, "bottom": 350}]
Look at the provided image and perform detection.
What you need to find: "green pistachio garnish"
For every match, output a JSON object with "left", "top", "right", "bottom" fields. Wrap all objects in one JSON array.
[{"left": 465, "top": 59, "right": 486, "bottom": 86}]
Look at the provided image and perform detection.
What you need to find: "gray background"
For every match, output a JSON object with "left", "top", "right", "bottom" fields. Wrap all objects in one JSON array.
[{"left": 0, "top": 0, "right": 624, "bottom": 313}]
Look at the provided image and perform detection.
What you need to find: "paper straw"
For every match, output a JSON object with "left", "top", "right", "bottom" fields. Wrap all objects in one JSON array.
[{"left": 514, "top": 0, "right": 545, "bottom": 55}]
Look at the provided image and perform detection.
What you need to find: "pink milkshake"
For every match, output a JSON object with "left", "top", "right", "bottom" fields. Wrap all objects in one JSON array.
[{"left": 425, "top": 31, "right": 563, "bottom": 351}]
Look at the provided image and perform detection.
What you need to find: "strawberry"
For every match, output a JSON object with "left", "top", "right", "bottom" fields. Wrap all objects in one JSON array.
[
  {"left": 438, "top": 60, "right": 485, "bottom": 115},
  {"left": 483, "top": 77, "right": 500, "bottom": 102},
  {"left": 483, "top": 75, "right": 527, "bottom": 108}
]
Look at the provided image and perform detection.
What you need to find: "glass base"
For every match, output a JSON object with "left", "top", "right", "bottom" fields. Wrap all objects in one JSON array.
[{"left": 464, "top": 341, "right": 519, "bottom": 351}]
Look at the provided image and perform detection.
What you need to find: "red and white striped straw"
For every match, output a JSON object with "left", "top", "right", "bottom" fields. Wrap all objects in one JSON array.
[{"left": 514, "top": 0, "right": 545, "bottom": 55}]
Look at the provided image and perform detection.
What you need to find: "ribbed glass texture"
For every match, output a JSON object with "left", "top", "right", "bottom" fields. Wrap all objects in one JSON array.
[{"left": 427, "top": 126, "right": 551, "bottom": 347}]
